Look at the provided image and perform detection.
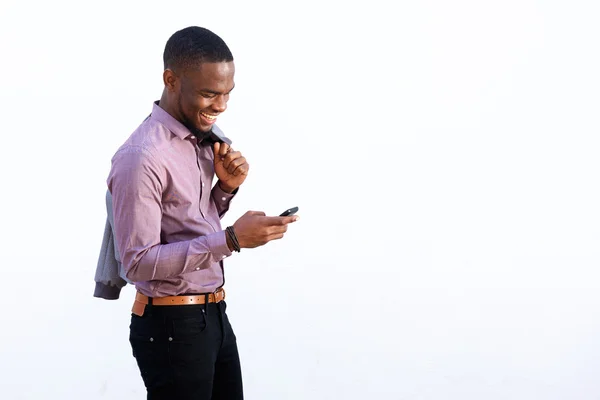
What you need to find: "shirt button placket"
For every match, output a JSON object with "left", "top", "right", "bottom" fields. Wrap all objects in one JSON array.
[
  {"left": 195, "top": 145, "right": 206, "bottom": 219},
  {"left": 196, "top": 143, "right": 218, "bottom": 233}
]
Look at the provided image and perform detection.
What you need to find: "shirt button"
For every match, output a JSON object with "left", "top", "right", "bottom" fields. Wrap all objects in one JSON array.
[
  {"left": 195, "top": 267, "right": 200, "bottom": 271},
  {"left": 221, "top": 197, "right": 226, "bottom": 201},
  {"left": 168, "top": 337, "right": 173, "bottom": 342},
  {"left": 202, "top": 182, "right": 205, "bottom": 187},
  {"left": 149, "top": 337, "right": 154, "bottom": 342}
]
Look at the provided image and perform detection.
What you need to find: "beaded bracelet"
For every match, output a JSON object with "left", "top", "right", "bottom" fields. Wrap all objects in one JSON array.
[{"left": 226, "top": 226, "right": 241, "bottom": 252}]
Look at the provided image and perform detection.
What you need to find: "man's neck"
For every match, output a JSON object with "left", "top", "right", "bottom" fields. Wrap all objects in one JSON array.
[
  {"left": 157, "top": 94, "right": 212, "bottom": 142},
  {"left": 158, "top": 92, "right": 178, "bottom": 120}
]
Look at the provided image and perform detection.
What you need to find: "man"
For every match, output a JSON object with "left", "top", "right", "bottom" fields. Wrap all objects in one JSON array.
[{"left": 107, "top": 26, "right": 299, "bottom": 399}]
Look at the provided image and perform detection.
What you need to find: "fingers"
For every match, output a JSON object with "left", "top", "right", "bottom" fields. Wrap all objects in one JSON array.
[
  {"left": 222, "top": 153, "right": 249, "bottom": 176},
  {"left": 242, "top": 213, "right": 298, "bottom": 228},
  {"left": 266, "top": 233, "right": 286, "bottom": 241},
  {"left": 215, "top": 147, "right": 249, "bottom": 176},
  {"left": 220, "top": 143, "right": 231, "bottom": 158},
  {"left": 213, "top": 142, "right": 232, "bottom": 159},
  {"left": 262, "top": 216, "right": 299, "bottom": 226},
  {"left": 246, "top": 210, "right": 266, "bottom": 217},
  {"left": 265, "top": 221, "right": 296, "bottom": 240},
  {"left": 235, "top": 211, "right": 299, "bottom": 247},
  {"left": 279, "top": 215, "right": 299, "bottom": 224},
  {"left": 261, "top": 222, "right": 288, "bottom": 234},
  {"left": 229, "top": 161, "right": 249, "bottom": 176},
  {"left": 222, "top": 151, "right": 242, "bottom": 166},
  {"left": 221, "top": 150, "right": 238, "bottom": 166}
]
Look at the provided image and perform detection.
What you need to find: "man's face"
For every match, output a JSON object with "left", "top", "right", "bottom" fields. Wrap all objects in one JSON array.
[{"left": 174, "top": 61, "right": 235, "bottom": 135}]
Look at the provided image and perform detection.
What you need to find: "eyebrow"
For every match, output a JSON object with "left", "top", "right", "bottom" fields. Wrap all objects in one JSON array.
[{"left": 198, "top": 84, "right": 235, "bottom": 95}]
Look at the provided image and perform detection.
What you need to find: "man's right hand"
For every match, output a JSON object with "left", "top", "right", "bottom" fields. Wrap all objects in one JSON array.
[{"left": 232, "top": 211, "right": 299, "bottom": 248}]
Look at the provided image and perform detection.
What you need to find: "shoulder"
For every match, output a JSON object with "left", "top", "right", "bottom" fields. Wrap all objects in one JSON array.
[{"left": 112, "top": 118, "right": 176, "bottom": 164}]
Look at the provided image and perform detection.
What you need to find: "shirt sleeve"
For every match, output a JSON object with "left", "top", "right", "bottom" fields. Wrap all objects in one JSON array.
[
  {"left": 211, "top": 182, "right": 237, "bottom": 218},
  {"left": 107, "top": 148, "right": 232, "bottom": 283}
]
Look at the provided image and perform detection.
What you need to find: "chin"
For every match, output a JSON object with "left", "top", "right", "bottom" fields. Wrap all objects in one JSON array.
[
  {"left": 184, "top": 120, "right": 210, "bottom": 136},
  {"left": 197, "top": 125, "right": 212, "bottom": 133}
]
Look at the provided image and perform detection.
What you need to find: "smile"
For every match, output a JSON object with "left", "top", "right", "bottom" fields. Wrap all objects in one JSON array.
[{"left": 200, "top": 112, "right": 218, "bottom": 120}]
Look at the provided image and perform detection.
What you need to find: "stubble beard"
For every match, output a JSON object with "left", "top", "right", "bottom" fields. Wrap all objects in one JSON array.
[{"left": 177, "top": 96, "right": 211, "bottom": 141}]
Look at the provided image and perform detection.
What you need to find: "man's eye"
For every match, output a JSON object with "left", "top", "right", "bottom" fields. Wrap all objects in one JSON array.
[{"left": 200, "top": 93, "right": 216, "bottom": 99}]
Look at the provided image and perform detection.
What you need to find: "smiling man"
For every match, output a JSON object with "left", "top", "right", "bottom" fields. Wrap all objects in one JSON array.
[{"left": 107, "top": 26, "right": 299, "bottom": 400}]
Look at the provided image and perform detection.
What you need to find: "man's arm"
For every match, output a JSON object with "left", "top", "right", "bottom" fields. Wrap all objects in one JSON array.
[
  {"left": 108, "top": 148, "right": 232, "bottom": 283},
  {"left": 211, "top": 181, "right": 237, "bottom": 218}
]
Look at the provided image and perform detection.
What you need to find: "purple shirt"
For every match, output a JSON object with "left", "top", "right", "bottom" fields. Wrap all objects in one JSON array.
[{"left": 107, "top": 102, "right": 235, "bottom": 297}]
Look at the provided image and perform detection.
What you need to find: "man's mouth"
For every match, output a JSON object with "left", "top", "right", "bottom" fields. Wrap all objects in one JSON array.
[{"left": 200, "top": 112, "right": 218, "bottom": 123}]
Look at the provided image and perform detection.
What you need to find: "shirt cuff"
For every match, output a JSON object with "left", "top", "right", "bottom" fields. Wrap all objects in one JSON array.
[
  {"left": 214, "top": 182, "right": 237, "bottom": 202},
  {"left": 207, "top": 230, "right": 233, "bottom": 261}
]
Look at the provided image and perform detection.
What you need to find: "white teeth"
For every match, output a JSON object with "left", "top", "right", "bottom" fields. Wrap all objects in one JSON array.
[{"left": 201, "top": 112, "right": 217, "bottom": 120}]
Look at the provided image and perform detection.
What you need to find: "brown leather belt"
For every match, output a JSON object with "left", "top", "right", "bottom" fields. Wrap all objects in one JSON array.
[{"left": 132, "top": 288, "right": 225, "bottom": 317}]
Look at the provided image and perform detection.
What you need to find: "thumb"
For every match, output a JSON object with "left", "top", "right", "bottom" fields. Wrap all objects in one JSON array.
[{"left": 246, "top": 210, "right": 266, "bottom": 217}]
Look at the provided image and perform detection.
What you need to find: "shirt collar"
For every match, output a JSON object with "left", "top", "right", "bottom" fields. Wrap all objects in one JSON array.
[{"left": 149, "top": 101, "right": 232, "bottom": 145}]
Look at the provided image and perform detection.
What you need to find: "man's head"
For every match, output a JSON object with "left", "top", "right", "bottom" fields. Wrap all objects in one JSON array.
[{"left": 161, "top": 26, "right": 235, "bottom": 136}]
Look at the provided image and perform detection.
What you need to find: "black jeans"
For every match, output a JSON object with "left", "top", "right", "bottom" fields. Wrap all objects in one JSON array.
[{"left": 129, "top": 300, "right": 243, "bottom": 400}]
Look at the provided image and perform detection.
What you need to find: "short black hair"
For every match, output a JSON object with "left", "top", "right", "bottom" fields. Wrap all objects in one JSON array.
[{"left": 163, "top": 26, "right": 233, "bottom": 72}]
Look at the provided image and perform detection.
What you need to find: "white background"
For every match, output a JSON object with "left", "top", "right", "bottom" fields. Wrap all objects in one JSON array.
[{"left": 1, "top": 0, "right": 600, "bottom": 399}]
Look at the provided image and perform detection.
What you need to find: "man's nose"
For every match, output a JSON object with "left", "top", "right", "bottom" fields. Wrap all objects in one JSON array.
[{"left": 212, "top": 95, "right": 227, "bottom": 113}]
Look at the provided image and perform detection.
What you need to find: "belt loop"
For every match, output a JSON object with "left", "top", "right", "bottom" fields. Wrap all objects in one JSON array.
[{"left": 204, "top": 294, "right": 209, "bottom": 315}]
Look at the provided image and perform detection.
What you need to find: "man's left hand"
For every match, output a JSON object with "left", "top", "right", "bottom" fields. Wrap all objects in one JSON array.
[{"left": 213, "top": 142, "right": 249, "bottom": 193}]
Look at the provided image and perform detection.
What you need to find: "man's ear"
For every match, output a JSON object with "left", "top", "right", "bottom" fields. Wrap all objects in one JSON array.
[{"left": 163, "top": 69, "right": 179, "bottom": 92}]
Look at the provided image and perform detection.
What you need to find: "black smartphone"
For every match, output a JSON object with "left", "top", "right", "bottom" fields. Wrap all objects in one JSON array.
[{"left": 279, "top": 206, "right": 299, "bottom": 217}]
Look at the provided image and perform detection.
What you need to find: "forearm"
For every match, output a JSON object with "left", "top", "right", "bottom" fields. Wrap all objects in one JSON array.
[{"left": 121, "top": 231, "right": 231, "bottom": 282}]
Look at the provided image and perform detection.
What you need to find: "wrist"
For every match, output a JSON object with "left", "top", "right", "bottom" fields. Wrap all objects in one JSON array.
[
  {"left": 225, "top": 230, "right": 235, "bottom": 251},
  {"left": 225, "top": 226, "right": 241, "bottom": 252},
  {"left": 218, "top": 180, "right": 237, "bottom": 194}
]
